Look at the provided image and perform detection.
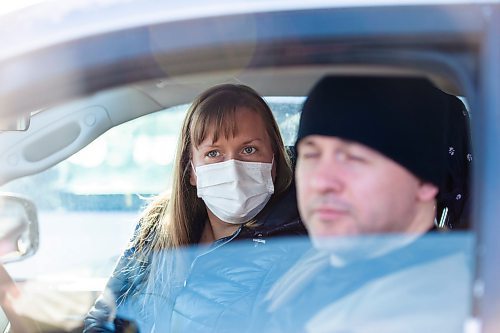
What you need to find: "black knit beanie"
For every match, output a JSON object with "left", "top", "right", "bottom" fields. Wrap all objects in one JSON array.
[
  {"left": 297, "top": 76, "right": 451, "bottom": 188},
  {"left": 435, "top": 95, "right": 472, "bottom": 229}
]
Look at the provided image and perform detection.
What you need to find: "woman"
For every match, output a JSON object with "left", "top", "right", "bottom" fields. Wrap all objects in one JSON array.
[{"left": 84, "top": 84, "right": 305, "bottom": 332}]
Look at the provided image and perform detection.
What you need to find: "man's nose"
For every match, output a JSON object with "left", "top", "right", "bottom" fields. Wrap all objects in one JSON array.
[{"left": 309, "top": 157, "right": 344, "bottom": 193}]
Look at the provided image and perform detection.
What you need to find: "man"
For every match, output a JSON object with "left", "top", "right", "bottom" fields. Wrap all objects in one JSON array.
[{"left": 259, "top": 76, "right": 473, "bottom": 333}]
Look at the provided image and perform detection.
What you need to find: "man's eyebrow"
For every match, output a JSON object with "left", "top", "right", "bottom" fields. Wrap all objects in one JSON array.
[
  {"left": 350, "top": 140, "right": 373, "bottom": 149},
  {"left": 300, "top": 139, "right": 318, "bottom": 147}
]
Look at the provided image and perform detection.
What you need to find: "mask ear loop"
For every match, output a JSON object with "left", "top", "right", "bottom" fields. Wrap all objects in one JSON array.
[
  {"left": 189, "top": 160, "right": 198, "bottom": 187},
  {"left": 190, "top": 161, "right": 197, "bottom": 176}
]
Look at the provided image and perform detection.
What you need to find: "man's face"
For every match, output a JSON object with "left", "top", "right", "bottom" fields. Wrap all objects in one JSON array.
[{"left": 295, "top": 135, "right": 438, "bottom": 238}]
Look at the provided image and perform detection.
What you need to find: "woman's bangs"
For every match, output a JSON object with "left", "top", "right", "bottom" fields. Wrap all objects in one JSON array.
[{"left": 191, "top": 105, "right": 239, "bottom": 147}]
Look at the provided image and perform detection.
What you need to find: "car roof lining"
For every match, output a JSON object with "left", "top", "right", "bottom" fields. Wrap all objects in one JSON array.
[
  {"left": 132, "top": 64, "right": 462, "bottom": 110},
  {"left": 0, "top": 62, "right": 467, "bottom": 186}
]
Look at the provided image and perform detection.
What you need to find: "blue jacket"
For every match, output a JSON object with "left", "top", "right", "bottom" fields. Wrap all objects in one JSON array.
[
  {"left": 252, "top": 233, "right": 474, "bottom": 333},
  {"left": 84, "top": 187, "right": 306, "bottom": 333}
]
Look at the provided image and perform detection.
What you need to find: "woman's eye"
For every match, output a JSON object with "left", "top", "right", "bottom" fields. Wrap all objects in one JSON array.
[
  {"left": 242, "top": 147, "right": 256, "bottom": 155},
  {"left": 206, "top": 150, "right": 220, "bottom": 158}
]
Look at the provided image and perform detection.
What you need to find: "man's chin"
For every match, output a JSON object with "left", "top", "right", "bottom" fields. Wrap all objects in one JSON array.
[
  {"left": 306, "top": 217, "right": 357, "bottom": 239},
  {"left": 306, "top": 218, "right": 364, "bottom": 256},
  {"left": 309, "top": 231, "right": 420, "bottom": 267}
]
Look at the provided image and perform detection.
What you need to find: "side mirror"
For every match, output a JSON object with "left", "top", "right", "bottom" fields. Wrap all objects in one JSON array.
[{"left": 0, "top": 193, "right": 39, "bottom": 263}]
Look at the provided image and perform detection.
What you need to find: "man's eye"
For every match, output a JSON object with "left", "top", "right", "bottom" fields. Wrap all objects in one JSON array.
[
  {"left": 336, "top": 150, "right": 365, "bottom": 163},
  {"left": 347, "top": 154, "right": 366, "bottom": 163},
  {"left": 242, "top": 147, "right": 256, "bottom": 154},
  {"left": 206, "top": 150, "right": 220, "bottom": 158},
  {"left": 300, "top": 151, "right": 320, "bottom": 159}
]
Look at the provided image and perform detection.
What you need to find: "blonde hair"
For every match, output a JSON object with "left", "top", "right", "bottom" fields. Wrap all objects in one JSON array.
[{"left": 133, "top": 84, "right": 292, "bottom": 256}]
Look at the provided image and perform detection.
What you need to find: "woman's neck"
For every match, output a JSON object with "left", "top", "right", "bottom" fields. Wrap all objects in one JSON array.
[{"left": 199, "top": 210, "right": 240, "bottom": 243}]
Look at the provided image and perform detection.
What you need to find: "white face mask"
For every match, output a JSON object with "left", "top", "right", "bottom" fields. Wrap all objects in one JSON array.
[{"left": 193, "top": 158, "right": 274, "bottom": 224}]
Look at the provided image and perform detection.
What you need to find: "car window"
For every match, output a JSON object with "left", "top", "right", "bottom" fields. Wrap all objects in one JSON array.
[{"left": 0, "top": 97, "right": 303, "bottom": 281}]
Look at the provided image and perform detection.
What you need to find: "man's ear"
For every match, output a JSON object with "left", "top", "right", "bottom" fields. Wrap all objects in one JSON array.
[{"left": 416, "top": 182, "right": 439, "bottom": 202}]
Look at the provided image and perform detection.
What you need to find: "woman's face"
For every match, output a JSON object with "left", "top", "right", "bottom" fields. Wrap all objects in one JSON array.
[{"left": 190, "top": 107, "right": 276, "bottom": 185}]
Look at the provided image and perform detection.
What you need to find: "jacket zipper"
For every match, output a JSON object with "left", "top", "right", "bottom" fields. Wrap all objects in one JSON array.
[{"left": 183, "top": 226, "right": 243, "bottom": 287}]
